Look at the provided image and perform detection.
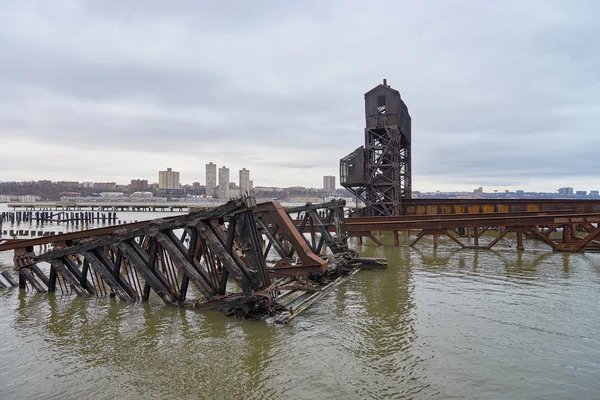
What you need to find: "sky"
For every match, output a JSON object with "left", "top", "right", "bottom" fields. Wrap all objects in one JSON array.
[{"left": 1, "top": 0, "right": 599, "bottom": 192}]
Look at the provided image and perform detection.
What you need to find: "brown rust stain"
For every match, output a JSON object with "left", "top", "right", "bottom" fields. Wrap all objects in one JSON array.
[
  {"left": 441, "top": 205, "right": 453, "bottom": 214},
  {"left": 482, "top": 205, "right": 494, "bottom": 213},
  {"left": 468, "top": 205, "right": 480, "bottom": 214},
  {"left": 497, "top": 204, "right": 509, "bottom": 213}
]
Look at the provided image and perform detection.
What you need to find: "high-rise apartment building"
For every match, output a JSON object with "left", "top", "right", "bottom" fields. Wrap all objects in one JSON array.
[
  {"left": 323, "top": 175, "right": 336, "bottom": 192},
  {"left": 158, "top": 167, "right": 180, "bottom": 189},
  {"left": 218, "top": 166, "right": 229, "bottom": 199},
  {"left": 206, "top": 162, "right": 217, "bottom": 197},
  {"left": 239, "top": 168, "right": 250, "bottom": 195}
]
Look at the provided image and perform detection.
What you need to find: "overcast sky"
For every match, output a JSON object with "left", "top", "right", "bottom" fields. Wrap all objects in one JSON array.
[{"left": 1, "top": 0, "right": 599, "bottom": 192}]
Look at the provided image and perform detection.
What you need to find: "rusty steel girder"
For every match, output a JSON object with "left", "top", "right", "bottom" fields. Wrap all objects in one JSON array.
[{"left": 398, "top": 198, "right": 600, "bottom": 216}]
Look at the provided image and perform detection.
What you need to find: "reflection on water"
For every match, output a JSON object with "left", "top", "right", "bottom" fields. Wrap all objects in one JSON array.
[{"left": 1, "top": 228, "right": 600, "bottom": 399}]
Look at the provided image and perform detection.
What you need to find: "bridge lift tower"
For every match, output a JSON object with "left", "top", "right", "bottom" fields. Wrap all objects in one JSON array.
[{"left": 340, "top": 79, "right": 412, "bottom": 216}]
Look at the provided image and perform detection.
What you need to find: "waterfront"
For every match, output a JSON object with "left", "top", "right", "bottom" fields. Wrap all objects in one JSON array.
[{"left": 0, "top": 205, "right": 599, "bottom": 399}]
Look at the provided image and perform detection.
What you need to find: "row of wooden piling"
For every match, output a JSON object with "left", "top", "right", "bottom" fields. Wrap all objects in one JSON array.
[
  {"left": 1, "top": 229, "right": 61, "bottom": 238},
  {"left": 1, "top": 220, "right": 139, "bottom": 239},
  {"left": 1, "top": 211, "right": 118, "bottom": 224}
]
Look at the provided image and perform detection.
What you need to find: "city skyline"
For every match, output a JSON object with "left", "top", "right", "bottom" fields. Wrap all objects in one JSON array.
[
  {"left": 1, "top": 167, "right": 597, "bottom": 193},
  {"left": 1, "top": 2, "right": 599, "bottom": 192},
  {"left": 3, "top": 173, "right": 600, "bottom": 195}
]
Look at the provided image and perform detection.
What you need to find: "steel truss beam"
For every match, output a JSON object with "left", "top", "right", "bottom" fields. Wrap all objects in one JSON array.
[{"left": 407, "top": 219, "right": 600, "bottom": 253}]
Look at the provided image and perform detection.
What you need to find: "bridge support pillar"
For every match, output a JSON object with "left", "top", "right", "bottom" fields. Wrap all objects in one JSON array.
[{"left": 517, "top": 232, "right": 524, "bottom": 251}]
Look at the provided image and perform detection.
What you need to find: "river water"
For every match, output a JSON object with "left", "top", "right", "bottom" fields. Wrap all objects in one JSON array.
[{"left": 0, "top": 204, "right": 599, "bottom": 399}]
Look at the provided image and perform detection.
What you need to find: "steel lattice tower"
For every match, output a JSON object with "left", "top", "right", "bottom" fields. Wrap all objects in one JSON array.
[{"left": 340, "top": 79, "right": 411, "bottom": 216}]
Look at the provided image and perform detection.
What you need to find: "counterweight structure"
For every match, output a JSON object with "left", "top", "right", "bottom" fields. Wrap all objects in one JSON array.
[{"left": 341, "top": 80, "right": 412, "bottom": 216}]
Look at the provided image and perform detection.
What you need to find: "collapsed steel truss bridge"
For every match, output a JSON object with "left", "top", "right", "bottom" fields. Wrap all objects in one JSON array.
[{"left": 0, "top": 198, "right": 376, "bottom": 322}]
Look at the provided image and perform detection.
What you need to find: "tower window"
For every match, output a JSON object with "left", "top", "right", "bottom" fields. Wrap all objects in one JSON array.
[{"left": 377, "top": 95, "right": 386, "bottom": 115}]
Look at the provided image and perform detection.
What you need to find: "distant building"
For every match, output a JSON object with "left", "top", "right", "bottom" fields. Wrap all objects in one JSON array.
[
  {"left": 323, "top": 176, "right": 336, "bottom": 192},
  {"left": 289, "top": 195, "right": 322, "bottom": 203},
  {"left": 131, "top": 191, "right": 154, "bottom": 198},
  {"left": 474, "top": 187, "right": 483, "bottom": 198},
  {"left": 0, "top": 195, "right": 42, "bottom": 203},
  {"left": 157, "top": 188, "right": 185, "bottom": 197},
  {"left": 158, "top": 167, "right": 180, "bottom": 189},
  {"left": 130, "top": 179, "right": 149, "bottom": 191},
  {"left": 57, "top": 181, "right": 80, "bottom": 188},
  {"left": 20, "top": 195, "right": 42, "bottom": 202},
  {"left": 558, "top": 187, "right": 574, "bottom": 195},
  {"left": 239, "top": 168, "right": 250, "bottom": 195},
  {"left": 254, "top": 186, "right": 281, "bottom": 192},
  {"left": 576, "top": 190, "right": 587, "bottom": 196},
  {"left": 206, "top": 162, "right": 217, "bottom": 197},
  {"left": 100, "top": 192, "right": 124, "bottom": 198},
  {"left": 81, "top": 181, "right": 95, "bottom": 188},
  {"left": 590, "top": 190, "right": 599, "bottom": 197},
  {"left": 218, "top": 166, "right": 229, "bottom": 199},
  {"left": 94, "top": 182, "right": 117, "bottom": 191},
  {"left": 229, "top": 181, "right": 241, "bottom": 198},
  {"left": 249, "top": 180, "right": 254, "bottom": 190},
  {"left": 192, "top": 182, "right": 201, "bottom": 190}
]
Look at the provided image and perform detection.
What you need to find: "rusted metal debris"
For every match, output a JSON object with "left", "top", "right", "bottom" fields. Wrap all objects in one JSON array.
[{"left": 0, "top": 197, "right": 382, "bottom": 322}]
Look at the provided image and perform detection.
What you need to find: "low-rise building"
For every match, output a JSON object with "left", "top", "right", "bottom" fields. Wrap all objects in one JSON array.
[{"left": 100, "top": 192, "right": 125, "bottom": 198}]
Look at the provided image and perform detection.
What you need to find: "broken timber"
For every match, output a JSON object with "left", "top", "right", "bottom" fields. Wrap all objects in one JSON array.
[{"left": 0, "top": 197, "right": 382, "bottom": 323}]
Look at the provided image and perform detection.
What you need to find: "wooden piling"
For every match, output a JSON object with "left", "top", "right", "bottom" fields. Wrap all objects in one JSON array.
[
  {"left": 1, "top": 271, "right": 18, "bottom": 286},
  {"left": 19, "top": 268, "right": 47, "bottom": 293}
]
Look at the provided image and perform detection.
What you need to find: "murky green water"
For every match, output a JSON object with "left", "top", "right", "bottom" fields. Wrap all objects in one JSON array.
[{"left": 1, "top": 206, "right": 600, "bottom": 399}]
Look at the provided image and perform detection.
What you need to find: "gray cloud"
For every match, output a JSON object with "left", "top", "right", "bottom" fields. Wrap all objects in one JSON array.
[{"left": 0, "top": 0, "right": 599, "bottom": 191}]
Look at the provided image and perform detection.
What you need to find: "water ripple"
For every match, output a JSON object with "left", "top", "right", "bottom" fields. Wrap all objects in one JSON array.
[{"left": 0, "top": 228, "right": 599, "bottom": 398}]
